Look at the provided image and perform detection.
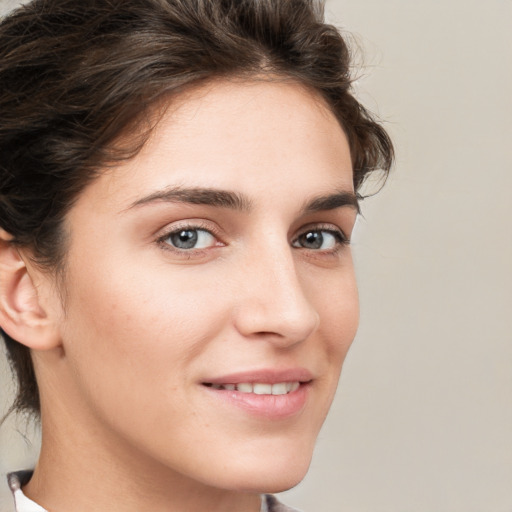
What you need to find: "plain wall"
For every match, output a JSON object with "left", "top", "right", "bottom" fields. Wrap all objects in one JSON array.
[{"left": 1, "top": 0, "right": 511, "bottom": 511}]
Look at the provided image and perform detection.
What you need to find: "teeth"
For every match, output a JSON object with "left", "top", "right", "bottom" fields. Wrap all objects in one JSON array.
[
  {"left": 289, "top": 382, "right": 300, "bottom": 392},
  {"left": 253, "top": 383, "right": 272, "bottom": 395},
  {"left": 237, "top": 383, "right": 253, "bottom": 393},
  {"left": 272, "top": 382, "right": 288, "bottom": 395},
  {"left": 207, "top": 382, "right": 301, "bottom": 395}
]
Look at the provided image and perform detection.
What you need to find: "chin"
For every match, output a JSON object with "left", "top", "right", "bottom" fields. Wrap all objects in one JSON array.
[
  {"left": 220, "top": 450, "right": 314, "bottom": 494},
  {"left": 230, "top": 473, "right": 309, "bottom": 494},
  {"left": 256, "top": 473, "right": 307, "bottom": 494},
  {"left": 193, "top": 421, "right": 322, "bottom": 494}
]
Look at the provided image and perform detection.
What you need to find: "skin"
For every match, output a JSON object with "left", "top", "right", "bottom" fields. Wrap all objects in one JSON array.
[{"left": 13, "top": 79, "right": 359, "bottom": 512}]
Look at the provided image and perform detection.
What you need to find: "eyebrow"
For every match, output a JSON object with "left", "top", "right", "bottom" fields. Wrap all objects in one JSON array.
[
  {"left": 128, "top": 186, "right": 252, "bottom": 212},
  {"left": 302, "top": 190, "right": 360, "bottom": 215},
  {"left": 127, "top": 186, "right": 359, "bottom": 214}
]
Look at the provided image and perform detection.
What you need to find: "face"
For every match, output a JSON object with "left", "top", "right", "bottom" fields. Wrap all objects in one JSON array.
[{"left": 41, "top": 80, "right": 359, "bottom": 493}]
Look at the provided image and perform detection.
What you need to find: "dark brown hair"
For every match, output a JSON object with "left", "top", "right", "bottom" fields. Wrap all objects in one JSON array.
[{"left": 0, "top": 0, "right": 393, "bottom": 418}]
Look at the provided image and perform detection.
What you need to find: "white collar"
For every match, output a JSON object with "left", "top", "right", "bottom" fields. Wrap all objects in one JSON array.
[{"left": 7, "top": 472, "right": 47, "bottom": 512}]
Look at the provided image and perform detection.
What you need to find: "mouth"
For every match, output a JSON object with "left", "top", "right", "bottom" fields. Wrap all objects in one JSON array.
[
  {"left": 200, "top": 370, "right": 312, "bottom": 419},
  {"left": 202, "top": 381, "right": 301, "bottom": 395}
]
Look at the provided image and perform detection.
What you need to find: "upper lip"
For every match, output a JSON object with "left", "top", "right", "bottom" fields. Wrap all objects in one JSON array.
[{"left": 202, "top": 368, "right": 314, "bottom": 385}]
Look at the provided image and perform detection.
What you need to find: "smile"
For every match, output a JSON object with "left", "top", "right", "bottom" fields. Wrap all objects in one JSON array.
[
  {"left": 203, "top": 382, "right": 301, "bottom": 395},
  {"left": 202, "top": 379, "right": 310, "bottom": 419}
]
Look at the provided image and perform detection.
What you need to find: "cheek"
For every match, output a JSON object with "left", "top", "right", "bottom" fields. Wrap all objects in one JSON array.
[
  {"left": 59, "top": 255, "right": 226, "bottom": 414},
  {"left": 313, "top": 265, "right": 359, "bottom": 360},
  {"left": 301, "top": 262, "right": 359, "bottom": 417}
]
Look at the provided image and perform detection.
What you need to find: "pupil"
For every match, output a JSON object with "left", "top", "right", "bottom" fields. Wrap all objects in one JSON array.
[
  {"left": 172, "top": 230, "right": 198, "bottom": 249},
  {"left": 302, "top": 231, "right": 323, "bottom": 249}
]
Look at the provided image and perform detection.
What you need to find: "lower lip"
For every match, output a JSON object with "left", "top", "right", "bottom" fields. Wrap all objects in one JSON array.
[{"left": 202, "top": 383, "right": 310, "bottom": 420}]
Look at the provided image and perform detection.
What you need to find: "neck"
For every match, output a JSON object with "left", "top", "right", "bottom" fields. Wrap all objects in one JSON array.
[{"left": 24, "top": 405, "right": 261, "bottom": 512}]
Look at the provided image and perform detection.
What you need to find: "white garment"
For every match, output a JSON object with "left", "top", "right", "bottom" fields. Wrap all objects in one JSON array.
[{"left": 7, "top": 473, "right": 46, "bottom": 512}]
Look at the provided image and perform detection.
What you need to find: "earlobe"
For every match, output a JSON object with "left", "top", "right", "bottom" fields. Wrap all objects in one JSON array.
[{"left": 0, "top": 229, "right": 61, "bottom": 350}]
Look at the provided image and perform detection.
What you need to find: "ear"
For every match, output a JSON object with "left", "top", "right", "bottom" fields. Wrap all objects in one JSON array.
[{"left": 0, "top": 229, "right": 61, "bottom": 350}]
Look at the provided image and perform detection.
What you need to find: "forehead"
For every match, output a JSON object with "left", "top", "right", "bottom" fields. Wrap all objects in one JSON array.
[{"left": 75, "top": 79, "right": 353, "bottom": 213}]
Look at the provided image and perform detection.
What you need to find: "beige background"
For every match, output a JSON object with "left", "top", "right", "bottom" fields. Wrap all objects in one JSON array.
[{"left": 1, "top": 0, "right": 511, "bottom": 510}]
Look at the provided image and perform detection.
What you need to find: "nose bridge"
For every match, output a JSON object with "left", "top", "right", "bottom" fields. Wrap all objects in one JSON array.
[{"left": 233, "top": 233, "right": 320, "bottom": 344}]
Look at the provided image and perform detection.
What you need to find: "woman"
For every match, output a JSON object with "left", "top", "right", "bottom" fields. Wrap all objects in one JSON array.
[{"left": 0, "top": 0, "right": 393, "bottom": 511}]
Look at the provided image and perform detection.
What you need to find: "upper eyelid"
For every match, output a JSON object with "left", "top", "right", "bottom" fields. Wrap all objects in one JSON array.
[{"left": 156, "top": 220, "right": 221, "bottom": 238}]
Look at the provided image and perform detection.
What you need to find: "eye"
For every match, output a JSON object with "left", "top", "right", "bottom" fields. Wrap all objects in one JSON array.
[
  {"left": 163, "top": 228, "right": 217, "bottom": 250},
  {"left": 292, "top": 229, "right": 346, "bottom": 250}
]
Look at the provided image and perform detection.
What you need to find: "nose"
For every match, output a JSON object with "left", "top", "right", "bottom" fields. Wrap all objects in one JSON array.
[{"left": 232, "top": 243, "right": 320, "bottom": 348}]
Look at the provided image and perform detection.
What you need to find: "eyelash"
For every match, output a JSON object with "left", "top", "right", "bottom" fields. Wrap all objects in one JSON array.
[
  {"left": 156, "top": 221, "right": 223, "bottom": 255},
  {"left": 292, "top": 225, "right": 350, "bottom": 252},
  {"left": 156, "top": 222, "right": 350, "bottom": 256}
]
